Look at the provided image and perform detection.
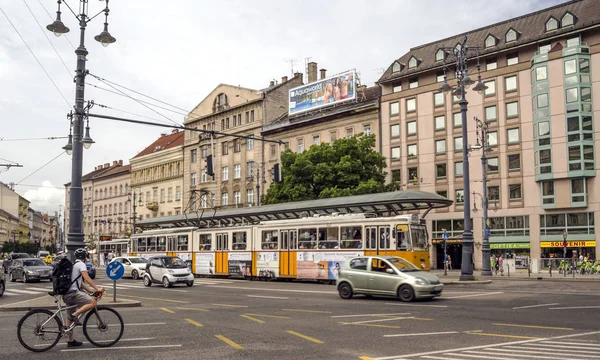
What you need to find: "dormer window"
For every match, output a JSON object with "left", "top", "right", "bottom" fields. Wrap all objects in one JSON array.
[
  {"left": 505, "top": 28, "right": 518, "bottom": 43},
  {"left": 454, "top": 43, "right": 463, "bottom": 54},
  {"left": 562, "top": 12, "right": 575, "bottom": 27},
  {"left": 392, "top": 61, "right": 402, "bottom": 73},
  {"left": 435, "top": 49, "right": 445, "bottom": 62},
  {"left": 213, "top": 93, "right": 229, "bottom": 113},
  {"left": 546, "top": 17, "right": 558, "bottom": 32},
  {"left": 485, "top": 35, "right": 497, "bottom": 48},
  {"left": 408, "top": 56, "right": 419, "bottom": 69}
]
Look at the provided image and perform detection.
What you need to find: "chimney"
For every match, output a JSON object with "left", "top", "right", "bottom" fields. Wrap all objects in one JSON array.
[
  {"left": 293, "top": 72, "right": 302, "bottom": 80},
  {"left": 118, "top": 160, "right": 123, "bottom": 166},
  {"left": 320, "top": 68, "right": 327, "bottom": 79},
  {"left": 269, "top": 80, "right": 275, "bottom": 87},
  {"left": 112, "top": 161, "right": 118, "bottom": 166},
  {"left": 307, "top": 62, "right": 318, "bottom": 83},
  {"left": 104, "top": 163, "right": 110, "bottom": 168},
  {"left": 171, "top": 129, "right": 178, "bottom": 134},
  {"left": 282, "top": 76, "right": 288, "bottom": 83},
  {"left": 160, "top": 133, "right": 167, "bottom": 137}
]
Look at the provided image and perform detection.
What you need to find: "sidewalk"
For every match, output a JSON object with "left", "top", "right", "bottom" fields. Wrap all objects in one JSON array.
[
  {"left": 431, "top": 269, "right": 600, "bottom": 283},
  {"left": 0, "top": 293, "right": 142, "bottom": 312}
]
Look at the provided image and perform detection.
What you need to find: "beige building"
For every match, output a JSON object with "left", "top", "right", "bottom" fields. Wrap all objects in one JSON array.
[
  {"left": 378, "top": 0, "right": 600, "bottom": 269},
  {"left": 0, "top": 208, "right": 19, "bottom": 247},
  {"left": 92, "top": 162, "right": 131, "bottom": 242},
  {"left": 182, "top": 73, "right": 303, "bottom": 209},
  {"left": 0, "top": 182, "right": 31, "bottom": 243},
  {"left": 130, "top": 130, "right": 184, "bottom": 221}
]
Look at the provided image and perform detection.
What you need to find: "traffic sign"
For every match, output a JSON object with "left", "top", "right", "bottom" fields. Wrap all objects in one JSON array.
[
  {"left": 485, "top": 226, "right": 491, "bottom": 238},
  {"left": 106, "top": 261, "right": 124, "bottom": 281},
  {"left": 443, "top": 232, "right": 448, "bottom": 241}
]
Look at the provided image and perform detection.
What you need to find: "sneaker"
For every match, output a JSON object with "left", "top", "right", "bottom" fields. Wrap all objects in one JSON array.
[
  {"left": 68, "top": 314, "right": 82, "bottom": 327},
  {"left": 67, "top": 340, "right": 83, "bottom": 347}
]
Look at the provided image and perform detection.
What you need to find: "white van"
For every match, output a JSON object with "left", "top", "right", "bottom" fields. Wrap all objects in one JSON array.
[{"left": 37, "top": 251, "right": 50, "bottom": 259}]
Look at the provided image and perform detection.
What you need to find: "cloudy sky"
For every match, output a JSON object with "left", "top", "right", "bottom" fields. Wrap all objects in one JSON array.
[{"left": 0, "top": 0, "right": 565, "bottom": 214}]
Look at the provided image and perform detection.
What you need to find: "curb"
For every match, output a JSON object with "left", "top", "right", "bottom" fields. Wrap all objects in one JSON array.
[
  {"left": 441, "top": 280, "right": 492, "bottom": 285},
  {"left": 0, "top": 300, "right": 142, "bottom": 312},
  {"left": 488, "top": 276, "right": 600, "bottom": 282}
]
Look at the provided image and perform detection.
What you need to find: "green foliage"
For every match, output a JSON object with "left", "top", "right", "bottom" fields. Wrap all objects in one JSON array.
[{"left": 264, "top": 134, "right": 398, "bottom": 204}]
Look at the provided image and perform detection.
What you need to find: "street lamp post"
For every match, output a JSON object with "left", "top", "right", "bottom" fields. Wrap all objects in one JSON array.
[
  {"left": 563, "top": 229, "right": 568, "bottom": 261},
  {"left": 474, "top": 117, "right": 493, "bottom": 276},
  {"left": 47, "top": 0, "right": 116, "bottom": 258},
  {"left": 438, "top": 36, "right": 487, "bottom": 281},
  {"left": 128, "top": 190, "right": 142, "bottom": 237}
]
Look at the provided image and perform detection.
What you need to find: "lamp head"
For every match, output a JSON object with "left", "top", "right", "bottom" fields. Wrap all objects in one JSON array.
[
  {"left": 462, "top": 74, "right": 475, "bottom": 89},
  {"left": 94, "top": 23, "right": 116, "bottom": 47},
  {"left": 439, "top": 79, "right": 452, "bottom": 94},
  {"left": 62, "top": 134, "right": 73, "bottom": 155},
  {"left": 81, "top": 125, "right": 95, "bottom": 149},
  {"left": 472, "top": 80, "right": 488, "bottom": 95}
]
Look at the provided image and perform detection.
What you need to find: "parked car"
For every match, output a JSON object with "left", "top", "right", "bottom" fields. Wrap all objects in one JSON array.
[
  {"left": 2, "top": 253, "right": 30, "bottom": 274},
  {"left": 0, "top": 270, "right": 5, "bottom": 297},
  {"left": 336, "top": 256, "right": 443, "bottom": 302},
  {"left": 110, "top": 257, "right": 147, "bottom": 280},
  {"left": 42, "top": 255, "right": 55, "bottom": 265},
  {"left": 143, "top": 256, "right": 194, "bottom": 288},
  {"left": 9, "top": 258, "right": 53, "bottom": 283}
]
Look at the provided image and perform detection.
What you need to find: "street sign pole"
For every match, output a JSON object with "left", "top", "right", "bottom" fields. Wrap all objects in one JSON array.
[{"left": 106, "top": 261, "right": 125, "bottom": 303}]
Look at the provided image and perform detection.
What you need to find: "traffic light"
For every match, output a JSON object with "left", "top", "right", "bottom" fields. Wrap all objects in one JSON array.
[
  {"left": 273, "top": 163, "right": 281, "bottom": 183},
  {"left": 206, "top": 154, "right": 214, "bottom": 177}
]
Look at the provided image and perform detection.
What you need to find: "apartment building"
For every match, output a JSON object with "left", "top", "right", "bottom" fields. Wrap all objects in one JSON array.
[
  {"left": 0, "top": 182, "right": 31, "bottom": 243},
  {"left": 378, "top": 0, "right": 600, "bottom": 269}
]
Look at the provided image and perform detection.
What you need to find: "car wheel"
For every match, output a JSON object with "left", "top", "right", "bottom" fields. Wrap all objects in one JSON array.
[
  {"left": 0, "top": 280, "right": 4, "bottom": 297},
  {"left": 9, "top": 272, "right": 15, "bottom": 282},
  {"left": 398, "top": 284, "right": 415, "bottom": 302},
  {"left": 186, "top": 281, "right": 193, "bottom": 287},
  {"left": 143, "top": 276, "right": 152, "bottom": 287},
  {"left": 338, "top": 282, "right": 353, "bottom": 300},
  {"left": 162, "top": 277, "right": 171, "bottom": 288},
  {"left": 131, "top": 270, "right": 139, "bottom": 280}
]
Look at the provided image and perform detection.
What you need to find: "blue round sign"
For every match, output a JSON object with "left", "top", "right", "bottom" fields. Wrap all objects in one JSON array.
[{"left": 106, "top": 261, "right": 125, "bottom": 281}]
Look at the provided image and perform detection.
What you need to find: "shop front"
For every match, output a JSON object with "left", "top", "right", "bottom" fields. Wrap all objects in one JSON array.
[
  {"left": 540, "top": 240, "right": 596, "bottom": 260},
  {"left": 432, "top": 238, "right": 462, "bottom": 270}
]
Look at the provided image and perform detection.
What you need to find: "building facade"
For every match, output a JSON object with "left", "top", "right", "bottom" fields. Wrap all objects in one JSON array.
[
  {"left": 0, "top": 208, "right": 19, "bottom": 247},
  {"left": 0, "top": 182, "right": 31, "bottom": 243},
  {"left": 378, "top": 0, "right": 600, "bottom": 269},
  {"left": 130, "top": 130, "right": 184, "bottom": 221},
  {"left": 92, "top": 161, "right": 131, "bottom": 244}
]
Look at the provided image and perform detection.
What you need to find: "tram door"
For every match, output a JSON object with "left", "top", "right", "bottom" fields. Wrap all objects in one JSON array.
[
  {"left": 215, "top": 233, "right": 229, "bottom": 274},
  {"left": 365, "top": 226, "right": 391, "bottom": 256},
  {"left": 279, "top": 230, "right": 297, "bottom": 277}
]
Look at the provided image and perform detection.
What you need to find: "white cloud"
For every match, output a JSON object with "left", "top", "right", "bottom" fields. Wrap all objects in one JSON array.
[{"left": 23, "top": 181, "right": 64, "bottom": 214}]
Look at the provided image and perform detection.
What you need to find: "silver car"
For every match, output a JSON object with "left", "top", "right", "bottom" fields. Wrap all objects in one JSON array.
[
  {"left": 110, "top": 257, "right": 147, "bottom": 280},
  {"left": 336, "top": 256, "right": 443, "bottom": 302}
]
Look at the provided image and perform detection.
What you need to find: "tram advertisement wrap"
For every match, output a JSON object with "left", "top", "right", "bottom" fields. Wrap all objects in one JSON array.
[
  {"left": 257, "top": 252, "right": 279, "bottom": 278},
  {"left": 228, "top": 252, "right": 252, "bottom": 277},
  {"left": 195, "top": 253, "right": 215, "bottom": 275},
  {"left": 297, "top": 252, "right": 363, "bottom": 280}
]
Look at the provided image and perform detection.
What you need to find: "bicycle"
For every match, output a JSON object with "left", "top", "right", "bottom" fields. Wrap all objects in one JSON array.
[{"left": 17, "top": 290, "right": 124, "bottom": 352}]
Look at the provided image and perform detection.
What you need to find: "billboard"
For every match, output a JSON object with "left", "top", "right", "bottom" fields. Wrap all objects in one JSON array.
[{"left": 289, "top": 71, "right": 356, "bottom": 115}]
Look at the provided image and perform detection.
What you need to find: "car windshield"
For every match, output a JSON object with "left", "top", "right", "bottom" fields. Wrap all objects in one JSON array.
[
  {"left": 14, "top": 254, "right": 29, "bottom": 259},
  {"left": 161, "top": 257, "right": 187, "bottom": 268},
  {"left": 388, "top": 257, "right": 421, "bottom": 272},
  {"left": 129, "top": 258, "right": 147, "bottom": 264},
  {"left": 23, "top": 259, "right": 46, "bottom": 267}
]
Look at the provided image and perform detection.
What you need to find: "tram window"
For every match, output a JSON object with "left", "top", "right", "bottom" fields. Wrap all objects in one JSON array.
[
  {"left": 298, "top": 228, "right": 317, "bottom": 249},
  {"left": 366, "top": 227, "right": 377, "bottom": 249},
  {"left": 178, "top": 235, "right": 189, "bottom": 251},
  {"left": 167, "top": 236, "right": 177, "bottom": 251},
  {"left": 232, "top": 232, "right": 247, "bottom": 250},
  {"left": 411, "top": 225, "right": 428, "bottom": 250},
  {"left": 379, "top": 227, "right": 391, "bottom": 249},
  {"left": 216, "top": 233, "right": 228, "bottom": 250},
  {"left": 290, "top": 231, "right": 298, "bottom": 249},
  {"left": 341, "top": 226, "right": 362, "bottom": 249},
  {"left": 137, "top": 238, "right": 147, "bottom": 252},
  {"left": 280, "top": 231, "right": 288, "bottom": 250},
  {"left": 157, "top": 236, "right": 166, "bottom": 252},
  {"left": 319, "top": 227, "right": 339, "bottom": 249},
  {"left": 261, "top": 231, "right": 278, "bottom": 250},
  {"left": 131, "top": 240, "right": 138, "bottom": 252},
  {"left": 396, "top": 224, "right": 410, "bottom": 250},
  {"left": 199, "top": 234, "right": 211, "bottom": 251},
  {"left": 148, "top": 237, "right": 157, "bottom": 252}
]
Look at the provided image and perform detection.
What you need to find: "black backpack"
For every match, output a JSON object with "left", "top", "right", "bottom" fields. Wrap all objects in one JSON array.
[{"left": 51, "top": 257, "right": 82, "bottom": 295}]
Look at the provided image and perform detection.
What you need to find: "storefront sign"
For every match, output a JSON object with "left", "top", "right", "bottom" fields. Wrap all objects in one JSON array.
[
  {"left": 515, "top": 256, "right": 529, "bottom": 269},
  {"left": 432, "top": 239, "right": 462, "bottom": 244},
  {"left": 490, "top": 243, "right": 530, "bottom": 249},
  {"left": 540, "top": 241, "right": 596, "bottom": 248}
]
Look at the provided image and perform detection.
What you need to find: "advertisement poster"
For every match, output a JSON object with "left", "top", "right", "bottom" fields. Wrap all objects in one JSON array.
[
  {"left": 288, "top": 71, "right": 356, "bottom": 115},
  {"left": 195, "top": 253, "right": 215, "bottom": 275},
  {"left": 296, "top": 252, "right": 363, "bottom": 280},
  {"left": 228, "top": 252, "right": 252, "bottom": 277},
  {"left": 175, "top": 252, "right": 192, "bottom": 261},
  {"left": 257, "top": 252, "right": 279, "bottom": 278}
]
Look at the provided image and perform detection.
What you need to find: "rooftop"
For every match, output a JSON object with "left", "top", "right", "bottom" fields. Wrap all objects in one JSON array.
[{"left": 132, "top": 130, "right": 184, "bottom": 159}]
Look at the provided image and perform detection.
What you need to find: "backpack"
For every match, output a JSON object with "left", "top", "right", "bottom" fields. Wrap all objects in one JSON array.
[{"left": 51, "top": 257, "right": 82, "bottom": 295}]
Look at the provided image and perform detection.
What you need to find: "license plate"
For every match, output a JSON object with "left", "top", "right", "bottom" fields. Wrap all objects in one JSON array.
[
  {"left": 176, "top": 278, "right": 187, "bottom": 282},
  {"left": 434, "top": 286, "right": 442, "bottom": 291}
]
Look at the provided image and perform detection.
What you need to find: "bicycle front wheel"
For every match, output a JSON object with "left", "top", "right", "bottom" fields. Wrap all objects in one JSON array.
[
  {"left": 83, "top": 307, "right": 124, "bottom": 347},
  {"left": 17, "top": 309, "right": 63, "bottom": 352}
]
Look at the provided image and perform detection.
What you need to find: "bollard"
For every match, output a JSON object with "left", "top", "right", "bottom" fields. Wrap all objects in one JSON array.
[
  {"left": 549, "top": 264, "right": 552, "bottom": 277},
  {"left": 507, "top": 264, "right": 510, "bottom": 277},
  {"left": 528, "top": 263, "right": 531, "bottom": 277}
]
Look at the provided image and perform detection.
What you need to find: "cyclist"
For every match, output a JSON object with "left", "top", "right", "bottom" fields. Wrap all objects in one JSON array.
[{"left": 63, "top": 248, "right": 104, "bottom": 347}]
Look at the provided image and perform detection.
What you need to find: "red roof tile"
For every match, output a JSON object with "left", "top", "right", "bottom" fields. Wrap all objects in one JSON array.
[{"left": 133, "top": 130, "right": 184, "bottom": 159}]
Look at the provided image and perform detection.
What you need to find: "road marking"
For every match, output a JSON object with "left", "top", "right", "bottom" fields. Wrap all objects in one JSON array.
[
  {"left": 0, "top": 291, "right": 17, "bottom": 296},
  {"left": 247, "top": 295, "right": 289, "bottom": 299},
  {"left": 421, "top": 356, "right": 464, "bottom": 360},
  {"left": 215, "top": 334, "right": 244, "bottom": 349},
  {"left": 512, "top": 303, "right": 560, "bottom": 310},
  {"left": 26, "top": 287, "right": 50, "bottom": 291},
  {"left": 0, "top": 295, "right": 51, "bottom": 307},
  {"left": 444, "top": 291, "right": 503, "bottom": 299},
  {"left": 61, "top": 344, "right": 182, "bottom": 352},
  {"left": 246, "top": 313, "right": 290, "bottom": 319},
  {"left": 331, "top": 313, "right": 411, "bottom": 318},
  {"left": 282, "top": 309, "right": 332, "bottom": 314},
  {"left": 384, "top": 302, "right": 448, "bottom": 308},
  {"left": 161, "top": 308, "right": 175, "bottom": 314},
  {"left": 286, "top": 330, "right": 324, "bottom": 344},
  {"left": 175, "top": 307, "right": 210, "bottom": 312},
  {"left": 483, "top": 347, "right": 598, "bottom": 358},
  {"left": 240, "top": 314, "right": 265, "bottom": 323},
  {"left": 340, "top": 316, "right": 417, "bottom": 325},
  {"left": 458, "top": 351, "right": 522, "bottom": 359},
  {"left": 120, "top": 322, "right": 167, "bottom": 326},
  {"left": 359, "top": 357, "right": 374, "bottom": 360},
  {"left": 541, "top": 341, "right": 600, "bottom": 348},
  {"left": 209, "top": 285, "right": 337, "bottom": 294},
  {"left": 384, "top": 331, "right": 458, "bottom": 338},
  {"left": 464, "top": 331, "right": 540, "bottom": 339},
  {"left": 493, "top": 323, "right": 573, "bottom": 331},
  {"left": 212, "top": 303, "right": 248, "bottom": 308},
  {"left": 35, "top": 338, "right": 156, "bottom": 347},
  {"left": 549, "top": 305, "right": 600, "bottom": 310},
  {"left": 106, "top": 294, "right": 189, "bottom": 304},
  {"left": 504, "top": 344, "right": 600, "bottom": 354},
  {"left": 161, "top": 289, "right": 188, "bottom": 293},
  {"left": 339, "top": 323, "right": 402, "bottom": 329},
  {"left": 3, "top": 289, "right": 41, "bottom": 295},
  {"left": 185, "top": 318, "right": 203, "bottom": 327}
]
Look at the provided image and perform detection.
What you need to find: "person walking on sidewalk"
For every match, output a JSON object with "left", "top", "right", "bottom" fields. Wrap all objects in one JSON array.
[
  {"left": 491, "top": 255, "right": 497, "bottom": 275},
  {"left": 498, "top": 255, "right": 504, "bottom": 276}
]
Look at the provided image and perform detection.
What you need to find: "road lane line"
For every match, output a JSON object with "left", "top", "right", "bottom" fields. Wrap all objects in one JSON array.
[
  {"left": 161, "top": 308, "right": 175, "bottom": 314},
  {"left": 246, "top": 313, "right": 290, "bottom": 319},
  {"left": 105, "top": 293, "right": 189, "bottom": 304},
  {"left": 247, "top": 295, "right": 289, "bottom": 299},
  {"left": 512, "top": 303, "right": 560, "bottom": 310},
  {"left": 331, "top": 313, "right": 411, "bottom": 318},
  {"left": 61, "top": 344, "right": 182, "bottom": 352},
  {"left": 212, "top": 303, "right": 248, "bottom": 308},
  {"left": 286, "top": 330, "right": 324, "bottom": 344},
  {"left": 493, "top": 323, "right": 573, "bottom": 331},
  {"left": 282, "top": 309, "right": 332, "bottom": 314},
  {"left": 484, "top": 347, "right": 597, "bottom": 358},
  {"left": 459, "top": 351, "right": 522, "bottom": 359},
  {"left": 384, "top": 302, "right": 448, "bottom": 308},
  {"left": 215, "top": 335, "right": 244, "bottom": 349},
  {"left": 34, "top": 338, "right": 157, "bottom": 347},
  {"left": 549, "top": 305, "right": 600, "bottom": 310},
  {"left": 505, "top": 345, "right": 600, "bottom": 354},
  {"left": 444, "top": 291, "right": 503, "bottom": 299},
  {"left": 359, "top": 357, "right": 374, "bottom": 360},
  {"left": 116, "top": 322, "right": 166, "bottom": 326},
  {"left": 161, "top": 289, "right": 188, "bottom": 293},
  {"left": 175, "top": 307, "right": 210, "bottom": 312},
  {"left": 421, "top": 356, "right": 465, "bottom": 360},
  {"left": 209, "top": 285, "right": 337, "bottom": 294},
  {"left": 541, "top": 341, "right": 600, "bottom": 348},
  {"left": 3, "top": 289, "right": 42, "bottom": 294},
  {"left": 383, "top": 331, "right": 458, "bottom": 338},
  {"left": 341, "top": 316, "right": 416, "bottom": 325},
  {"left": 26, "top": 287, "right": 50, "bottom": 291},
  {"left": 185, "top": 318, "right": 203, "bottom": 327},
  {"left": 0, "top": 294, "right": 49, "bottom": 306},
  {"left": 240, "top": 314, "right": 265, "bottom": 324},
  {"left": 0, "top": 291, "right": 17, "bottom": 296},
  {"left": 464, "top": 331, "right": 540, "bottom": 339},
  {"left": 339, "top": 323, "right": 402, "bottom": 329}
]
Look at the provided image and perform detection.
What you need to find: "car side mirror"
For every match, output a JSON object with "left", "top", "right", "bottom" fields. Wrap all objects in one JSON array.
[{"left": 385, "top": 268, "right": 395, "bottom": 274}]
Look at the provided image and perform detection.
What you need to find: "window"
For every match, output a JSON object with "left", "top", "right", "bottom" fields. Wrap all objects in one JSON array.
[
  {"left": 391, "top": 169, "right": 401, "bottom": 182},
  {"left": 297, "top": 138, "right": 304, "bottom": 152},
  {"left": 247, "top": 161, "right": 254, "bottom": 178},
  {"left": 191, "top": 172, "right": 197, "bottom": 186},
  {"left": 390, "top": 102, "right": 399, "bottom": 116},
  {"left": 485, "top": 105, "right": 497, "bottom": 122},
  {"left": 250, "top": 110, "right": 255, "bottom": 122},
  {"left": 566, "top": 88, "right": 578, "bottom": 103},
  {"left": 562, "top": 12, "right": 575, "bottom": 27},
  {"left": 455, "top": 161, "right": 463, "bottom": 177},
  {"left": 234, "top": 191, "right": 241, "bottom": 205},
  {"left": 435, "top": 49, "right": 445, "bottom": 62},
  {"left": 507, "top": 53, "right": 518, "bottom": 66},
  {"left": 536, "top": 66, "right": 547, "bottom": 80},
  {"left": 487, "top": 157, "right": 499, "bottom": 173},
  {"left": 487, "top": 131, "right": 498, "bottom": 147},
  {"left": 542, "top": 181, "right": 554, "bottom": 204},
  {"left": 407, "top": 144, "right": 417, "bottom": 158},
  {"left": 390, "top": 124, "right": 400, "bottom": 139},
  {"left": 233, "top": 115, "right": 237, "bottom": 127},
  {"left": 581, "top": 87, "right": 591, "bottom": 102},
  {"left": 363, "top": 124, "right": 371, "bottom": 136},
  {"left": 506, "top": 101, "right": 519, "bottom": 118},
  {"left": 225, "top": 118, "right": 229, "bottom": 129},
  {"left": 391, "top": 147, "right": 400, "bottom": 160},
  {"left": 160, "top": 189, "right": 165, "bottom": 202},
  {"left": 455, "top": 190, "right": 465, "bottom": 204},
  {"left": 436, "top": 163, "right": 447, "bottom": 179},
  {"left": 406, "top": 98, "right": 416, "bottom": 113},
  {"left": 153, "top": 189, "right": 158, "bottom": 202},
  {"left": 246, "top": 137, "right": 254, "bottom": 150},
  {"left": 453, "top": 112, "right": 462, "bottom": 127},
  {"left": 485, "top": 35, "right": 496, "bottom": 48},
  {"left": 222, "top": 142, "right": 229, "bottom": 155},
  {"left": 407, "top": 121, "right": 417, "bottom": 136},
  {"left": 408, "top": 167, "right": 418, "bottom": 182},
  {"left": 234, "top": 164, "right": 241, "bottom": 179},
  {"left": 545, "top": 17, "right": 558, "bottom": 32},
  {"left": 245, "top": 111, "right": 249, "bottom": 124},
  {"left": 505, "top": 29, "right": 517, "bottom": 43},
  {"left": 509, "top": 184, "right": 522, "bottom": 200},
  {"left": 507, "top": 128, "right": 520, "bottom": 144},
  {"left": 508, "top": 154, "right": 521, "bottom": 171},
  {"left": 392, "top": 61, "right": 401, "bottom": 73},
  {"left": 505, "top": 75, "right": 517, "bottom": 92},
  {"left": 564, "top": 59, "right": 577, "bottom": 75},
  {"left": 539, "top": 44, "right": 551, "bottom": 54},
  {"left": 200, "top": 146, "right": 208, "bottom": 159},
  {"left": 435, "top": 115, "right": 445, "bottom": 130},
  {"left": 488, "top": 186, "right": 500, "bottom": 202},
  {"left": 436, "top": 139, "right": 446, "bottom": 154},
  {"left": 539, "top": 149, "right": 552, "bottom": 174},
  {"left": 247, "top": 189, "right": 254, "bottom": 204},
  {"left": 580, "top": 58, "right": 590, "bottom": 73},
  {"left": 392, "top": 82, "right": 402, "bottom": 93},
  {"left": 436, "top": 72, "right": 445, "bottom": 83},
  {"left": 483, "top": 80, "right": 495, "bottom": 97},
  {"left": 408, "top": 57, "right": 418, "bottom": 68},
  {"left": 454, "top": 136, "right": 463, "bottom": 151},
  {"left": 486, "top": 58, "right": 497, "bottom": 71},
  {"left": 571, "top": 178, "right": 585, "bottom": 202},
  {"left": 168, "top": 188, "right": 173, "bottom": 201},
  {"left": 175, "top": 186, "right": 181, "bottom": 201},
  {"left": 409, "top": 78, "right": 418, "bottom": 89},
  {"left": 345, "top": 128, "right": 354, "bottom": 138},
  {"left": 313, "top": 135, "right": 320, "bottom": 145},
  {"left": 537, "top": 93, "right": 549, "bottom": 108},
  {"left": 190, "top": 149, "right": 197, "bottom": 163},
  {"left": 222, "top": 166, "right": 229, "bottom": 181},
  {"left": 349, "top": 258, "right": 368, "bottom": 271},
  {"left": 434, "top": 92, "right": 444, "bottom": 107},
  {"left": 221, "top": 192, "right": 229, "bottom": 206}
]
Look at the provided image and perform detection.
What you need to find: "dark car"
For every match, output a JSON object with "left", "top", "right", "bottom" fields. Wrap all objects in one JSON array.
[
  {"left": 9, "top": 258, "right": 53, "bottom": 283},
  {"left": 3, "top": 253, "right": 30, "bottom": 274}
]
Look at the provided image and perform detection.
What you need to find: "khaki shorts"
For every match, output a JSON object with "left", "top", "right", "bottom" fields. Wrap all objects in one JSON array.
[{"left": 63, "top": 291, "right": 93, "bottom": 317}]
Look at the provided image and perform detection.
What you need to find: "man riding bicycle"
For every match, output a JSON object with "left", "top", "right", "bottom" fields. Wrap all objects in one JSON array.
[{"left": 63, "top": 248, "right": 104, "bottom": 347}]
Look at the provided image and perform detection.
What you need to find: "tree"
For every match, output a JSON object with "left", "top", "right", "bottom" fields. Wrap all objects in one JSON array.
[{"left": 263, "top": 134, "right": 399, "bottom": 204}]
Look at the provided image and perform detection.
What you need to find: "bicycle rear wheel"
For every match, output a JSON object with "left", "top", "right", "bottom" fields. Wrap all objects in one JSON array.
[
  {"left": 83, "top": 307, "right": 124, "bottom": 347},
  {"left": 17, "top": 309, "right": 63, "bottom": 352}
]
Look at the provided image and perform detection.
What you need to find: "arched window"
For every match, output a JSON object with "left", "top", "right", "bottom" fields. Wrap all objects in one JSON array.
[
  {"left": 120, "top": 185, "right": 123, "bottom": 195},
  {"left": 546, "top": 17, "right": 558, "bottom": 32},
  {"left": 213, "top": 93, "right": 228, "bottom": 113},
  {"left": 408, "top": 57, "right": 418, "bottom": 68},
  {"left": 109, "top": 188, "right": 112, "bottom": 198},
  {"left": 485, "top": 35, "right": 497, "bottom": 48},
  {"left": 505, "top": 29, "right": 517, "bottom": 42}
]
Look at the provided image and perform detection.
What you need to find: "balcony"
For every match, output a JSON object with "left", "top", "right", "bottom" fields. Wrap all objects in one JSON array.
[{"left": 146, "top": 202, "right": 158, "bottom": 211}]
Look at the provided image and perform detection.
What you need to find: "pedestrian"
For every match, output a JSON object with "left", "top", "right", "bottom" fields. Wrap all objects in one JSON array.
[
  {"left": 493, "top": 255, "right": 499, "bottom": 275},
  {"left": 447, "top": 255, "right": 452, "bottom": 270},
  {"left": 103, "top": 251, "right": 108, "bottom": 266},
  {"left": 498, "top": 255, "right": 504, "bottom": 276}
]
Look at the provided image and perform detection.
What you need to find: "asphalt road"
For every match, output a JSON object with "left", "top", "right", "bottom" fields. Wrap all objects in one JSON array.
[{"left": 1, "top": 273, "right": 599, "bottom": 359}]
